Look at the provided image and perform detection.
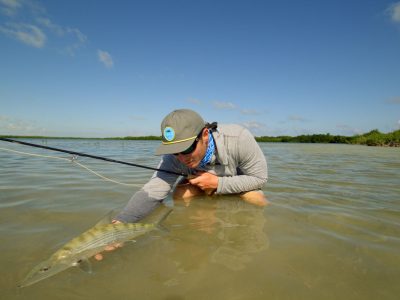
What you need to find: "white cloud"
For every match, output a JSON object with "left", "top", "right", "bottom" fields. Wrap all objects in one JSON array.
[
  {"left": 386, "top": 96, "right": 400, "bottom": 104},
  {"left": 0, "top": 1, "right": 87, "bottom": 54},
  {"left": 388, "top": 2, "right": 400, "bottom": 23},
  {"left": 0, "top": 115, "right": 45, "bottom": 134},
  {"left": 68, "top": 27, "right": 86, "bottom": 43},
  {"left": 97, "top": 50, "right": 114, "bottom": 68},
  {"left": 64, "top": 28, "right": 87, "bottom": 56},
  {"left": 0, "top": 22, "right": 46, "bottom": 48},
  {"left": 241, "top": 121, "right": 269, "bottom": 136},
  {"left": 242, "top": 121, "right": 265, "bottom": 129},
  {"left": 288, "top": 115, "right": 309, "bottom": 122},
  {"left": 36, "top": 17, "right": 87, "bottom": 55},
  {"left": 213, "top": 101, "right": 236, "bottom": 110},
  {"left": 37, "top": 18, "right": 87, "bottom": 43},
  {"left": 0, "top": 0, "right": 22, "bottom": 16},
  {"left": 186, "top": 97, "right": 202, "bottom": 105},
  {"left": 336, "top": 124, "right": 362, "bottom": 135},
  {"left": 36, "top": 17, "right": 65, "bottom": 36},
  {"left": 240, "top": 109, "right": 265, "bottom": 115}
]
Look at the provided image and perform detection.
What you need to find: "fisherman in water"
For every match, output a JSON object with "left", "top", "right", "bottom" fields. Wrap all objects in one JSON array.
[{"left": 95, "top": 108, "right": 268, "bottom": 260}]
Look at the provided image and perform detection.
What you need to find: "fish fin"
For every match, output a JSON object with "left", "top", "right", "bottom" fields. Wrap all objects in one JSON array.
[
  {"left": 78, "top": 259, "right": 92, "bottom": 274},
  {"left": 156, "top": 223, "right": 170, "bottom": 233},
  {"left": 141, "top": 206, "right": 172, "bottom": 233},
  {"left": 94, "top": 210, "right": 115, "bottom": 226},
  {"left": 154, "top": 206, "right": 173, "bottom": 225},
  {"left": 125, "top": 239, "right": 137, "bottom": 243}
]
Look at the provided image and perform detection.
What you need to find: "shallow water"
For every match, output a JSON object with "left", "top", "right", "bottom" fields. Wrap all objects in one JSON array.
[{"left": 0, "top": 139, "right": 399, "bottom": 300}]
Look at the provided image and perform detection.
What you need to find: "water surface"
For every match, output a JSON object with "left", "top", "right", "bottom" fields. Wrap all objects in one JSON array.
[{"left": 0, "top": 140, "right": 399, "bottom": 300}]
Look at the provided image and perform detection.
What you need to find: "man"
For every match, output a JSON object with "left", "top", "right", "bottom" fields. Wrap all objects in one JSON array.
[
  {"left": 94, "top": 109, "right": 268, "bottom": 260},
  {"left": 115, "top": 108, "right": 268, "bottom": 223}
]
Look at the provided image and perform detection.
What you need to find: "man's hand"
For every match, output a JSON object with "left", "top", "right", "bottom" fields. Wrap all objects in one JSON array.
[
  {"left": 94, "top": 220, "right": 123, "bottom": 261},
  {"left": 188, "top": 171, "right": 218, "bottom": 195}
]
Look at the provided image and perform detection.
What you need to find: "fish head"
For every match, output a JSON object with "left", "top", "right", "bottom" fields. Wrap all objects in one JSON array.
[{"left": 19, "top": 257, "right": 71, "bottom": 288}]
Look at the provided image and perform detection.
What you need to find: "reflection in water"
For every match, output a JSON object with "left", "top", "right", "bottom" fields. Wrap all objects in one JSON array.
[
  {"left": 211, "top": 199, "right": 269, "bottom": 270},
  {"left": 1, "top": 140, "right": 400, "bottom": 300},
  {"left": 171, "top": 196, "right": 269, "bottom": 272}
]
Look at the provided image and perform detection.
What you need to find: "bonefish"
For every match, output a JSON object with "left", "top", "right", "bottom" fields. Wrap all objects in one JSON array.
[{"left": 19, "top": 207, "right": 172, "bottom": 287}]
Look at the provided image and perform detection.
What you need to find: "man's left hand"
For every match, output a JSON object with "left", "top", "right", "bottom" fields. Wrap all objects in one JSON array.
[{"left": 188, "top": 171, "right": 218, "bottom": 195}]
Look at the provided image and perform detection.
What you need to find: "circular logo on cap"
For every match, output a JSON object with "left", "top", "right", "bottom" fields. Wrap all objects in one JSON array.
[{"left": 163, "top": 127, "right": 175, "bottom": 142}]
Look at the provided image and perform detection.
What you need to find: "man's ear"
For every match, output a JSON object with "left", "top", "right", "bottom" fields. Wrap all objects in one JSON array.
[{"left": 201, "top": 128, "right": 209, "bottom": 141}]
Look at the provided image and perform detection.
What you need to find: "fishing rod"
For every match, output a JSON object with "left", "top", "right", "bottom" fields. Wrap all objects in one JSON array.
[{"left": 0, "top": 137, "right": 187, "bottom": 177}]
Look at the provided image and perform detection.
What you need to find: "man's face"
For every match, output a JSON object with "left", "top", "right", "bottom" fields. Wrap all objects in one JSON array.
[{"left": 175, "top": 128, "right": 208, "bottom": 168}]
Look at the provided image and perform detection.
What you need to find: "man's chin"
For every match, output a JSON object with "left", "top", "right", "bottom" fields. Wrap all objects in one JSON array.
[{"left": 186, "top": 161, "right": 200, "bottom": 169}]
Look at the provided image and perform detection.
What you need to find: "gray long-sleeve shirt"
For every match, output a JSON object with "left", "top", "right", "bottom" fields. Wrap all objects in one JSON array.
[{"left": 115, "top": 124, "right": 268, "bottom": 223}]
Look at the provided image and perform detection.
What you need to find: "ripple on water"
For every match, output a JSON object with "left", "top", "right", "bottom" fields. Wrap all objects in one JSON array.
[{"left": 1, "top": 141, "right": 399, "bottom": 300}]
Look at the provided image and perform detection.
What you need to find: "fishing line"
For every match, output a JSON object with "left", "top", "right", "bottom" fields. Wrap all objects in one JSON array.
[
  {"left": 0, "top": 137, "right": 187, "bottom": 177},
  {"left": 0, "top": 146, "right": 142, "bottom": 187}
]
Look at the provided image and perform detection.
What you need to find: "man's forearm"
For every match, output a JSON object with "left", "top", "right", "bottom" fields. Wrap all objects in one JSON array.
[
  {"left": 216, "top": 174, "right": 267, "bottom": 194},
  {"left": 114, "top": 190, "right": 162, "bottom": 223}
]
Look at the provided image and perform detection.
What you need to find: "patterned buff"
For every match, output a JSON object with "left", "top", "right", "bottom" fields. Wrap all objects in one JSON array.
[{"left": 199, "top": 131, "right": 215, "bottom": 168}]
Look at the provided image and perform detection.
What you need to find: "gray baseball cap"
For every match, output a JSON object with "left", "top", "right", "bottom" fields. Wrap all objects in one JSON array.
[{"left": 155, "top": 109, "right": 205, "bottom": 155}]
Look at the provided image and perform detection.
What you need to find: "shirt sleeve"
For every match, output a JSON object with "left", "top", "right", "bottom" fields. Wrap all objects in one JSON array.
[
  {"left": 115, "top": 154, "right": 183, "bottom": 223},
  {"left": 216, "top": 128, "right": 268, "bottom": 194}
]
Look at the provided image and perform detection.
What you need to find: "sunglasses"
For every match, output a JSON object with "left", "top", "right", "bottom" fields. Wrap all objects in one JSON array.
[
  {"left": 175, "top": 137, "right": 199, "bottom": 155},
  {"left": 174, "top": 130, "right": 204, "bottom": 155}
]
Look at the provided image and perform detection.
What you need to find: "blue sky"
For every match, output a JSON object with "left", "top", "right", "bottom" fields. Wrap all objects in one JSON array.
[{"left": 1, "top": 0, "right": 399, "bottom": 137}]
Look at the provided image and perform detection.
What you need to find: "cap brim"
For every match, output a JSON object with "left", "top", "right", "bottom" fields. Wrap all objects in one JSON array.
[{"left": 155, "top": 138, "right": 196, "bottom": 155}]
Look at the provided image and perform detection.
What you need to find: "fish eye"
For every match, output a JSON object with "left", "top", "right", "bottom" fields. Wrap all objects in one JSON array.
[{"left": 40, "top": 266, "right": 50, "bottom": 272}]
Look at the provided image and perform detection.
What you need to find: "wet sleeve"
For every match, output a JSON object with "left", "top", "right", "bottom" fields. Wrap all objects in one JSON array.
[
  {"left": 216, "top": 129, "right": 268, "bottom": 194},
  {"left": 115, "top": 155, "right": 183, "bottom": 223},
  {"left": 114, "top": 190, "right": 163, "bottom": 223}
]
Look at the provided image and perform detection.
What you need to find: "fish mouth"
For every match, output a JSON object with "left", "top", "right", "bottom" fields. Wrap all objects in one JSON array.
[
  {"left": 19, "top": 260, "right": 71, "bottom": 288},
  {"left": 19, "top": 274, "right": 48, "bottom": 288},
  {"left": 19, "top": 271, "right": 53, "bottom": 288},
  {"left": 18, "top": 279, "right": 37, "bottom": 288}
]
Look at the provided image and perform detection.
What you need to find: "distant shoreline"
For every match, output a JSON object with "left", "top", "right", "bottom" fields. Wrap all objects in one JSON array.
[{"left": 1, "top": 129, "right": 399, "bottom": 147}]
